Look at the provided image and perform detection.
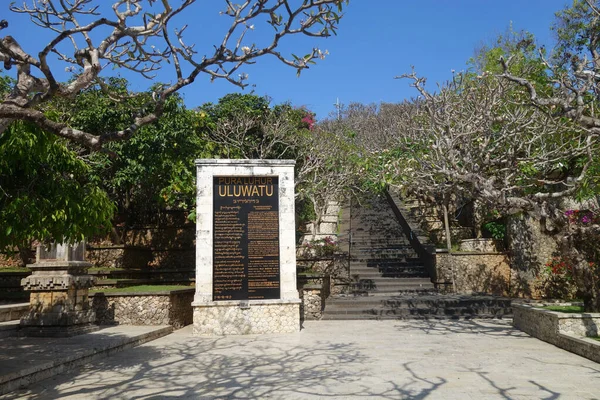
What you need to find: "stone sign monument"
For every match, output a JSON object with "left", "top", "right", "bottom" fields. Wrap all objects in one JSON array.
[{"left": 193, "top": 159, "right": 300, "bottom": 335}]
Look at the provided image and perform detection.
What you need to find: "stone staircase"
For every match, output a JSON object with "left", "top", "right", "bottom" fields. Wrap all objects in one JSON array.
[{"left": 322, "top": 194, "right": 511, "bottom": 320}]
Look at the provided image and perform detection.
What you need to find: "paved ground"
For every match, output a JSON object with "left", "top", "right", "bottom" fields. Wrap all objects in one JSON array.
[
  {"left": 2, "top": 319, "right": 599, "bottom": 399},
  {"left": 0, "top": 325, "right": 173, "bottom": 396}
]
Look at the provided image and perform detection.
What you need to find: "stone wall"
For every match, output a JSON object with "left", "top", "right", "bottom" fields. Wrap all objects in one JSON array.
[
  {"left": 87, "top": 245, "right": 195, "bottom": 270},
  {"left": 299, "top": 286, "right": 325, "bottom": 320},
  {"left": 193, "top": 300, "right": 300, "bottom": 335},
  {"left": 87, "top": 212, "right": 196, "bottom": 270},
  {"left": 506, "top": 213, "right": 558, "bottom": 297},
  {"left": 91, "top": 289, "right": 193, "bottom": 328},
  {"left": 513, "top": 303, "right": 600, "bottom": 363},
  {"left": 435, "top": 252, "right": 511, "bottom": 296},
  {"left": 0, "top": 271, "right": 31, "bottom": 303}
]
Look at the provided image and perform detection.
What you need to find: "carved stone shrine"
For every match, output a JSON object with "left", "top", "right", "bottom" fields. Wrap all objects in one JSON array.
[{"left": 20, "top": 242, "right": 97, "bottom": 337}]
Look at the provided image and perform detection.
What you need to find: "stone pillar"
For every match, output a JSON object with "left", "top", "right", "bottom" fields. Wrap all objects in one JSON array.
[
  {"left": 192, "top": 159, "right": 301, "bottom": 335},
  {"left": 20, "top": 242, "right": 96, "bottom": 337}
]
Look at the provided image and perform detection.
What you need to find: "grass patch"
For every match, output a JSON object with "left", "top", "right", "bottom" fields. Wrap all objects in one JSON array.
[
  {"left": 88, "top": 267, "right": 128, "bottom": 272},
  {"left": 0, "top": 267, "right": 30, "bottom": 273},
  {"left": 0, "top": 292, "right": 30, "bottom": 301},
  {"left": 542, "top": 305, "right": 584, "bottom": 313},
  {"left": 90, "top": 284, "right": 192, "bottom": 294}
]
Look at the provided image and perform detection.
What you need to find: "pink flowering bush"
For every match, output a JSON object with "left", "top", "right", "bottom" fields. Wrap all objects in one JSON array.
[
  {"left": 535, "top": 256, "right": 578, "bottom": 299},
  {"left": 300, "top": 236, "right": 338, "bottom": 258},
  {"left": 301, "top": 112, "right": 315, "bottom": 130},
  {"left": 561, "top": 207, "right": 600, "bottom": 310},
  {"left": 565, "top": 209, "right": 599, "bottom": 225}
]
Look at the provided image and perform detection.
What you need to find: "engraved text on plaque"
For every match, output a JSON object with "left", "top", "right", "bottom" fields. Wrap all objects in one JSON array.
[{"left": 213, "top": 176, "right": 280, "bottom": 300}]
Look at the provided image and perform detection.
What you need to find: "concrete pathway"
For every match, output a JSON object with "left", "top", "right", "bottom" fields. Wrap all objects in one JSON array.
[{"left": 3, "top": 319, "right": 599, "bottom": 399}]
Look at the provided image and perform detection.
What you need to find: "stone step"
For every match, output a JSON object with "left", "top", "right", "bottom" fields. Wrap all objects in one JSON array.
[
  {"left": 321, "top": 310, "right": 510, "bottom": 320},
  {"left": 0, "top": 325, "right": 174, "bottom": 395},
  {"left": 322, "top": 295, "right": 513, "bottom": 320},
  {"left": 348, "top": 280, "right": 434, "bottom": 290},
  {"left": 350, "top": 246, "right": 414, "bottom": 252},
  {"left": 326, "top": 295, "right": 511, "bottom": 307},
  {"left": 0, "top": 320, "right": 20, "bottom": 338},
  {"left": 348, "top": 276, "right": 431, "bottom": 284},
  {"left": 346, "top": 289, "right": 438, "bottom": 297},
  {"left": 349, "top": 260, "right": 424, "bottom": 267},
  {"left": 324, "top": 305, "right": 511, "bottom": 315},
  {"left": 351, "top": 256, "right": 420, "bottom": 262},
  {"left": 352, "top": 246, "right": 415, "bottom": 253},
  {"left": 349, "top": 270, "right": 429, "bottom": 279},
  {"left": 0, "top": 303, "right": 29, "bottom": 322}
]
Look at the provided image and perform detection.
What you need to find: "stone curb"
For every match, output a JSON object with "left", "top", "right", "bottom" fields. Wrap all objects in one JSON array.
[
  {"left": 0, "top": 303, "right": 29, "bottom": 322},
  {"left": 0, "top": 320, "right": 19, "bottom": 338},
  {"left": 513, "top": 303, "right": 600, "bottom": 364},
  {"left": 0, "top": 325, "right": 173, "bottom": 396}
]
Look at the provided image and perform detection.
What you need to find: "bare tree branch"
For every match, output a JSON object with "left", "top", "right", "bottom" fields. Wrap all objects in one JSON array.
[{"left": 0, "top": 0, "right": 348, "bottom": 149}]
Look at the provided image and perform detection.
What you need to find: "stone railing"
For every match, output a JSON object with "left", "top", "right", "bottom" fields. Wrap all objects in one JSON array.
[
  {"left": 90, "top": 288, "right": 193, "bottom": 328},
  {"left": 513, "top": 303, "right": 600, "bottom": 363}
]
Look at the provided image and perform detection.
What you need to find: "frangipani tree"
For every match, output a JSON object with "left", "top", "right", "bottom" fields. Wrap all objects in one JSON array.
[{"left": 0, "top": 0, "right": 347, "bottom": 149}]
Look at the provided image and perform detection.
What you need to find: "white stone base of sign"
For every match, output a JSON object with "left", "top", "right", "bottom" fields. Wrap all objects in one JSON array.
[{"left": 192, "top": 299, "right": 300, "bottom": 335}]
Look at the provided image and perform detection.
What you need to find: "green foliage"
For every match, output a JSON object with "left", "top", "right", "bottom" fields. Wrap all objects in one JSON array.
[
  {"left": 60, "top": 80, "right": 218, "bottom": 218},
  {"left": 0, "top": 121, "right": 114, "bottom": 251},
  {"left": 553, "top": 0, "right": 600, "bottom": 66},
  {"left": 296, "top": 198, "right": 317, "bottom": 225},
  {"left": 468, "top": 26, "right": 552, "bottom": 97},
  {"left": 482, "top": 221, "right": 506, "bottom": 240}
]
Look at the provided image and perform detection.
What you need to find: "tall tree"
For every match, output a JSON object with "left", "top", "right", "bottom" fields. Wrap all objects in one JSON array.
[
  {"left": 0, "top": 0, "right": 348, "bottom": 149},
  {"left": 494, "top": 1, "right": 600, "bottom": 310},
  {"left": 0, "top": 121, "right": 114, "bottom": 262}
]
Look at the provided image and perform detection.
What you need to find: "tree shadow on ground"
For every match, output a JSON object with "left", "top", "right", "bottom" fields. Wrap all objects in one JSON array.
[
  {"left": 393, "top": 318, "right": 528, "bottom": 338},
  {"left": 462, "top": 366, "right": 560, "bottom": 400},
  {"left": 5, "top": 330, "right": 450, "bottom": 400}
]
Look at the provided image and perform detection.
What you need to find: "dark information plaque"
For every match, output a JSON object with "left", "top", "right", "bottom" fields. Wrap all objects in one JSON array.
[{"left": 213, "top": 176, "right": 280, "bottom": 301}]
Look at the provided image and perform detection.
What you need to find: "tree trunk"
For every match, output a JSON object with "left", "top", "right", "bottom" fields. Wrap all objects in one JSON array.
[
  {"left": 566, "top": 249, "right": 600, "bottom": 312},
  {"left": 473, "top": 200, "right": 483, "bottom": 238},
  {"left": 442, "top": 202, "right": 452, "bottom": 251},
  {"left": 17, "top": 243, "right": 32, "bottom": 267}
]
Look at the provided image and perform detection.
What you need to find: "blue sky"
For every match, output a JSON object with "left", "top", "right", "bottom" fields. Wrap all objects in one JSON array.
[{"left": 5, "top": 1, "right": 569, "bottom": 120}]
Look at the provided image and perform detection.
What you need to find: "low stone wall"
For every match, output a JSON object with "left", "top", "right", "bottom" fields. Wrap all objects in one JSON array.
[
  {"left": 436, "top": 252, "right": 511, "bottom": 296},
  {"left": 90, "top": 289, "right": 193, "bottom": 328},
  {"left": 0, "top": 271, "right": 31, "bottom": 302},
  {"left": 0, "top": 303, "right": 28, "bottom": 322},
  {"left": 300, "top": 286, "right": 325, "bottom": 320},
  {"left": 513, "top": 303, "right": 600, "bottom": 363},
  {"left": 87, "top": 245, "right": 195, "bottom": 270},
  {"left": 192, "top": 300, "right": 300, "bottom": 335}
]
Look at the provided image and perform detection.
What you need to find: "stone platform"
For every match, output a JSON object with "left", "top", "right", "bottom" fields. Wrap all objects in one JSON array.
[{"left": 0, "top": 325, "right": 173, "bottom": 396}]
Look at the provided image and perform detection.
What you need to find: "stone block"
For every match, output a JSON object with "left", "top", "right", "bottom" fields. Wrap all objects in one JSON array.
[{"left": 192, "top": 299, "right": 300, "bottom": 335}]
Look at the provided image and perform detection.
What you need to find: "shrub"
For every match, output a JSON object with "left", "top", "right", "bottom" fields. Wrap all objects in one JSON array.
[{"left": 534, "top": 256, "right": 578, "bottom": 300}]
